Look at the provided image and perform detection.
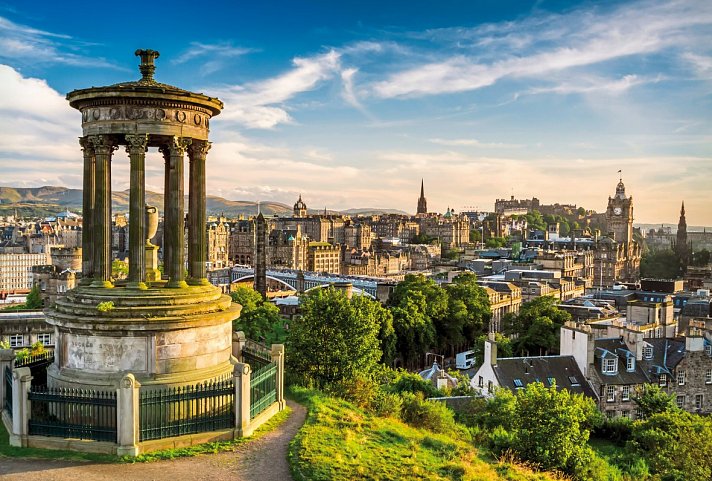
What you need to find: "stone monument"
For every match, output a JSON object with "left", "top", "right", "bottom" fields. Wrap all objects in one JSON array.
[{"left": 45, "top": 50, "right": 241, "bottom": 390}]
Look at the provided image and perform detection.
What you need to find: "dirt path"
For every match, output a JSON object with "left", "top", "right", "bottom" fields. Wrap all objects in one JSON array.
[{"left": 0, "top": 400, "right": 306, "bottom": 481}]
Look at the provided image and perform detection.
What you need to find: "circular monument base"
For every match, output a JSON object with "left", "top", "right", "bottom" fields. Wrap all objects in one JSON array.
[{"left": 45, "top": 283, "right": 241, "bottom": 391}]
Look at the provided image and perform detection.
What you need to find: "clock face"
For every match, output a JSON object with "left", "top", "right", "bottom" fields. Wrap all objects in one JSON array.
[{"left": 614, "top": 207, "right": 622, "bottom": 215}]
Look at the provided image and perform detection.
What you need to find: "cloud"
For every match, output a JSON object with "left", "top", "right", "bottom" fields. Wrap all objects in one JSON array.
[
  {"left": 216, "top": 50, "right": 341, "bottom": 128},
  {"left": 0, "top": 15, "right": 117, "bottom": 68},
  {"left": 527, "top": 74, "right": 663, "bottom": 95},
  {"left": 369, "top": 0, "right": 712, "bottom": 98},
  {"left": 428, "top": 138, "right": 523, "bottom": 148},
  {"left": 172, "top": 41, "right": 255, "bottom": 75}
]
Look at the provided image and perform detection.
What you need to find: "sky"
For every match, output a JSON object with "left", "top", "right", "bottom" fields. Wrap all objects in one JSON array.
[{"left": 0, "top": 0, "right": 710, "bottom": 224}]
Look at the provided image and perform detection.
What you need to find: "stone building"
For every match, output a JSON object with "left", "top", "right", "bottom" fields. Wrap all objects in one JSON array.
[
  {"left": 418, "top": 213, "right": 470, "bottom": 250},
  {"left": 417, "top": 179, "right": 428, "bottom": 215},
  {"left": 478, "top": 281, "right": 522, "bottom": 332},
  {"left": 594, "top": 179, "right": 641, "bottom": 288},
  {"left": 0, "top": 252, "right": 51, "bottom": 292},
  {"left": 207, "top": 219, "right": 230, "bottom": 269},
  {"left": 307, "top": 242, "right": 341, "bottom": 274},
  {"left": 560, "top": 321, "right": 712, "bottom": 418},
  {"left": 229, "top": 219, "right": 257, "bottom": 265},
  {"left": 0, "top": 310, "right": 54, "bottom": 349},
  {"left": 344, "top": 221, "right": 372, "bottom": 250},
  {"left": 267, "top": 227, "right": 308, "bottom": 270}
]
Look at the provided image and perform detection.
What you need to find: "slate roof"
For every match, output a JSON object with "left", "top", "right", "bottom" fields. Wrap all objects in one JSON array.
[
  {"left": 493, "top": 355, "right": 597, "bottom": 400},
  {"left": 592, "top": 338, "right": 650, "bottom": 385}
]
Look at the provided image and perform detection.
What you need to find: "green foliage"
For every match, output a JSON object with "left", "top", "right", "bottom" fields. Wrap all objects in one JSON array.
[
  {"left": 640, "top": 250, "right": 680, "bottom": 279},
  {"left": 486, "top": 237, "right": 507, "bottom": 248},
  {"left": 470, "top": 229, "right": 482, "bottom": 243},
  {"left": 386, "top": 370, "right": 441, "bottom": 398},
  {"left": 30, "top": 341, "right": 45, "bottom": 355},
  {"left": 0, "top": 340, "right": 9, "bottom": 349},
  {"left": 400, "top": 392, "right": 460, "bottom": 436},
  {"left": 502, "top": 297, "right": 571, "bottom": 356},
  {"left": 632, "top": 384, "right": 677, "bottom": 418},
  {"left": 111, "top": 259, "right": 128, "bottom": 279},
  {"left": 691, "top": 248, "right": 711, "bottom": 267},
  {"left": 472, "top": 333, "right": 513, "bottom": 366},
  {"left": 442, "top": 273, "right": 491, "bottom": 349},
  {"left": 522, "top": 210, "right": 547, "bottom": 231},
  {"left": 25, "top": 284, "right": 43, "bottom": 309},
  {"left": 96, "top": 301, "right": 115, "bottom": 312},
  {"left": 231, "top": 286, "right": 287, "bottom": 344},
  {"left": 629, "top": 409, "right": 712, "bottom": 481},
  {"left": 286, "top": 288, "right": 385, "bottom": 389},
  {"left": 410, "top": 232, "right": 438, "bottom": 244}
]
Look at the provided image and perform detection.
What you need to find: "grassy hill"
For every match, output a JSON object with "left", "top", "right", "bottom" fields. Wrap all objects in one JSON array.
[{"left": 288, "top": 387, "right": 561, "bottom": 481}]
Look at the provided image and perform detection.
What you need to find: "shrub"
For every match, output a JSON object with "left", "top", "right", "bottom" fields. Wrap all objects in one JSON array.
[
  {"left": 400, "top": 392, "right": 459, "bottom": 435},
  {"left": 96, "top": 301, "right": 115, "bottom": 312},
  {"left": 593, "top": 417, "right": 633, "bottom": 445},
  {"left": 327, "top": 375, "right": 378, "bottom": 410},
  {"left": 371, "top": 390, "right": 402, "bottom": 418},
  {"left": 489, "top": 426, "right": 516, "bottom": 457},
  {"left": 387, "top": 370, "right": 441, "bottom": 398}
]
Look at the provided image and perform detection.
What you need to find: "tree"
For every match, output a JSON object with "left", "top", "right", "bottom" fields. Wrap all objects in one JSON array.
[
  {"left": 640, "top": 250, "right": 680, "bottom": 279},
  {"left": 25, "top": 284, "right": 43, "bottom": 309},
  {"left": 507, "top": 382, "right": 600, "bottom": 478},
  {"left": 692, "top": 248, "right": 711, "bottom": 267},
  {"left": 287, "top": 287, "right": 385, "bottom": 388},
  {"left": 231, "top": 286, "right": 286, "bottom": 344},
  {"left": 632, "top": 384, "right": 676, "bottom": 418},
  {"left": 502, "top": 296, "right": 571, "bottom": 356},
  {"left": 111, "top": 259, "right": 128, "bottom": 279},
  {"left": 630, "top": 409, "right": 712, "bottom": 481},
  {"left": 441, "top": 273, "right": 491, "bottom": 353}
]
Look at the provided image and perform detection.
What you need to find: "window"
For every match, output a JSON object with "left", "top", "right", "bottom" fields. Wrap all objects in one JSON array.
[
  {"left": 9, "top": 334, "right": 23, "bottom": 348},
  {"left": 513, "top": 379, "right": 523, "bottom": 388},
  {"left": 622, "top": 385, "right": 630, "bottom": 401},
  {"left": 635, "top": 408, "right": 644, "bottom": 419},
  {"left": 643, "top": 346, "right": 653, "bottom": 359},
  {"left": 626, "top": 356, "right": 635, "bottom": 371},
  {"left": 606, "top": 410, "right": 615, "bottom": 419},
  {"left": 547, "top": 376, "right": 555, "bottom": 387},
  {"left": 659, "top": 375, "right": 667, "bottom": 387},
  {"left": 488, "top": 381, "right": 493, "bottom": 393},
  {"left": 606, "top": 386, "right": 616, "bottom": 402},
  {"left": 695, "top": 394, "right": 704, "bottom": 410},
  {"left": 677, "top": 370, "right": 686, "bottom": 386},
  {"left": 478, "top": 376, "right": 484, "bottom": 388},
  {"left": 568, "top": 376, "right": 580, "bottom": 386},
  {"left": 706, "top": 345, "right": 712, "bottom": 356},
  {"left": 603, "top": 358, "right": 617, "bottom": 374},
  {"left": 621, "top": 410, "right": 630, "bottom": 419},
  {"left": 37, "top": 333, "right": 52, "bottom": 345},
  {"left": 676, "top": 395, "right": 685, "bottom": 408},
  {"left": 706, "top": 369, "right": 712, "bottom": 385}
]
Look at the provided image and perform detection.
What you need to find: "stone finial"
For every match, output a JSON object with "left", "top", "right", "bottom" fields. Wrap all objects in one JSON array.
[{"left": 135, "top": 49, "right": 160, "bottom": 83}]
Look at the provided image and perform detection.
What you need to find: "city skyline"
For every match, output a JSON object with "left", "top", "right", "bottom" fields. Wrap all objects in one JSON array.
[{"left": 0, "top": 0, "right": 710, "bottom": 224}]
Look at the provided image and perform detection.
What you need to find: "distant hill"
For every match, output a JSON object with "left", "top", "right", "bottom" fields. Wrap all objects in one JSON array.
[
  {"left": 0, "top": 186, "right": 292, "bottom": 218},
  {"left": 341, "top": 208, "right": 410, "bottom": 216}
]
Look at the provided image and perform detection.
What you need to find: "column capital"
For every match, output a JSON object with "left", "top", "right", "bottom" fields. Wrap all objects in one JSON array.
[
  {"left": 87, "top": 134, "right": 118, "bottom": 155},
  {"left": 159, "top": 136, "right": 192, "bottom": 158},
  {"left": 188, "top": 140, "right": 211, "bottom": 159},
  {"left": 124, "top": 134, "right": 149, "bottom": 155},
  {"left": 79, "top": 136, "right": 94, "bottom": 153}
]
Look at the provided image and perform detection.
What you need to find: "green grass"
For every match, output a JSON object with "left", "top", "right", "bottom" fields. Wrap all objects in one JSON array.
[
  {"left": 0, "top": 406, "right": 291, "bottom": 464},
  {"left": 288, "top": 386, "right": 562, "bottom": 481}
]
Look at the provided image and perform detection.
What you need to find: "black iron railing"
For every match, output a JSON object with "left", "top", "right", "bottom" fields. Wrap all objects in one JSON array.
[
  {"left": 14, "top": 351, "right": 54, "bottom": 368},
  {"left": 3, "top": 365, "right": 11, "bottom": 416},
  {"left": 250, "top": 362, "right": 277, "bottom": 419},
  {"left": 139, "top": 379, "right": 234, "bottom": 441},
  {"left": 243, "top": 340, "right": 272, "bottom": 370},
  {"left": 28, "top": 386, "right": 117, "bottom": 442}
]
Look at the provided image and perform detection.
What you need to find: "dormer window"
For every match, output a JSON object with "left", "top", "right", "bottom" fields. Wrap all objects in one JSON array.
[
  {"left": 626, "top": 357, "right": 635, "bottom": 372},
  {"left": 705, "top": 345, "right": 712, "bottom": 356},
  {"left": 643, "top": 346, "right": 653, "bottom": 359},
  {"left": 603, "top": 358, "right": 618, "bottom": 374}
]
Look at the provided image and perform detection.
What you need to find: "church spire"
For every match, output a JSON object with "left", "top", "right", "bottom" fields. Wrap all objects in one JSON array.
[
  {"left": 417, "top": 179, "right": 427, "bottom": 215},
  {"left": 676, "top": 200, "right": 689, "bottom": 274}
]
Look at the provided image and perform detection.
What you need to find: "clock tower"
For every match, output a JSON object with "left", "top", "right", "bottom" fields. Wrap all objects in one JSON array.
[{"left": 605, "top": 178, "right": 633, "bottom": 245}]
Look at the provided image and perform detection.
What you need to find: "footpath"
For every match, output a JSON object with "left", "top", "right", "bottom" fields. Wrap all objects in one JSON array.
[{"left": 0, "top": 401, "right": 306, "bottom": 481}]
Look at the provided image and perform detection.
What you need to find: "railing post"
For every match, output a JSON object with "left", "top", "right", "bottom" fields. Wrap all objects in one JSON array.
[
  {"left": 232, "top": 331, "right": 246, "bottom": 362},
  {"left": 10, "top": 367, "right": 31, "bottom": 447},
  {"left": 0, "top": 349, "right": 12, "bottom": 412},
  {"left": 233, "top": 362, "right": 251, "bottom": 437},
  {"left": 271, "top": 344, "right": 285, "bottom": 411},
  {"left": 117, "top": 373, "right": 141, "bottom": 456}
]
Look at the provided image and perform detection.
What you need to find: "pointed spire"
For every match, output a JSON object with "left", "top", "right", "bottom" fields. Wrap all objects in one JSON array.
[
  {"left": 681, "top": 201, "right": 685, "bottom": 216},
  {"left": 420, "top": 178, "right": 425, "bottom": 198}
]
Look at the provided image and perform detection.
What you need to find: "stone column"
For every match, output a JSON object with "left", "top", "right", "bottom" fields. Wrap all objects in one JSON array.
[
  {"left": 232, "top": 331, "right": 246, "bottom": 361},
  {"left": 160, "top": 136, "right": 191, "bottom": 288},
  {"left": 161, "top": 150, "right": 171, "bottom": 281},
  {"left": 79, "top": 137, "right": 95, "bottom": 285},
  {"left": 125, "top": 134, "right": 149, "bottom": 289},
  {"left": 271, "top": 344, "right": 285, "bottom": 411},
  {"left": 233, "top": 362, "right": 251, "bottom": 437},
  {"left": 89, "top": 135, "right": 117, "bottom": 288},
  {"left": 187, "top": 141, "right": 211, "bottom": 285},
  {"left": 10, "top": 367, "right": 32, "bottom": 447},
  {"left": 117, "top": 373, "right": 140, "bottom": 456}
]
